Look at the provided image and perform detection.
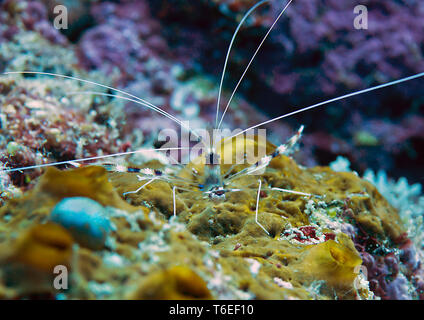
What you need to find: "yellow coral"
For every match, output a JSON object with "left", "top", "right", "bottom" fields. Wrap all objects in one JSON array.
[
  {"left": 3, "top": 222, "right": 74, "bottom": 273},
  {"left": 298, "top": 234, "right": 362, "bottom": 290},
  {"left": 37, "top": 166, "right": 135, "bottom": 211},
  {"left": 129, "top": 266, "right": 213, "bottom": 300},
  {"left": 0, "top": 134, "right": 406, "bottom": 300}
]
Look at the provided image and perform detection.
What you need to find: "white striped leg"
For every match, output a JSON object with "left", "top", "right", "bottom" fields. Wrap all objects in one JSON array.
[
  {"left": 123, "top": 178, "right": 157, "bottom": 196},
  {"left": 271, "top": 187, "right": 322, "bottom": 199},
  {"left": 255, "top": 179, "right": 270, "bottom": 236},
  {"left": 271, "top": 187, "right": 312, "bottom": 197},
  {"left": 173, "top": 186, "right": 177, "bottom": 217},
  {"left": 172, "top": 185, "right": 195, "bottom": 217}
]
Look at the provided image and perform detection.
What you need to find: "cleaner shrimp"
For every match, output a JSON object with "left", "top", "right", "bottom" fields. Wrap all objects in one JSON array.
[{"left": 1, "top": 0, "right": 424, "bottom": 236}]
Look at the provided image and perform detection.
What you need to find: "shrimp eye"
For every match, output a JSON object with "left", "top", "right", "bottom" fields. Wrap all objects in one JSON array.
[{"left": 206, "top": 152, "right": 220, "bottom": 165}]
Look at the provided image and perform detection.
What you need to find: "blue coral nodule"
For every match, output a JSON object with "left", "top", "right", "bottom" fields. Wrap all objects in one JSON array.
[{"left": 50, "top": 197, "right": 112, "bottom": 250}]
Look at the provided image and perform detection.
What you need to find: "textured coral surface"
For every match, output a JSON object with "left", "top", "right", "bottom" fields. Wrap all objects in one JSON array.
[{"left": 0, "top": 150, "right": 421, "bottom": 300}]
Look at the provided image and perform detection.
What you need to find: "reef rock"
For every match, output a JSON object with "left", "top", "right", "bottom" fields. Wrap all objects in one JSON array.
[{"left": 0, "top": 150, "right": 416, "bottom": 300}]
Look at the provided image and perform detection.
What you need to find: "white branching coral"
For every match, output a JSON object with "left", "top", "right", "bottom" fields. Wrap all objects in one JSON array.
[
  {"left": 363, "top": 169, "right": 422, "bottom": 212},
  {"left": 330, "top": 156, "right": 352, "bottom": 172},
  {"left": 363, "top": 169, "right": 424, "bottom": 250}
]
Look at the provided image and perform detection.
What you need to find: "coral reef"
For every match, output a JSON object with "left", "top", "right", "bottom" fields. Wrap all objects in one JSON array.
[
  {"left": 0, "top": 76, "right": 126, "bottom": 185},
  {"left": 1, "top": 149, "right": 419, "bottom": 300},
  {"left": 330, "top": 156, "right": 424, "bottom": 299},
  {"left": 0, "top": 0, "right": 423, "bottom": 301},
  {"left": 0, "top": 222, "right": 74, "bottom": 297},
  {"left": 129, "top": 266, "right": 213, "bottom": 300},
  {"left": 0, "top": 160, "right": 21, "bottom": 205}
]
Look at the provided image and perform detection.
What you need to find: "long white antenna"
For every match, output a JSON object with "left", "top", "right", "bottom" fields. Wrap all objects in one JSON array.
[
  {"left": 66, "top": 91, "right": 202, "bottom": 141},
  {"left": 217, "top": 0, "right": 293, "bottom": 129},
  {"left": 123, "top": 178, "right": 157, "bottom": 196},
  {"left": 3, "top": 71, "right": 165, "bottom": 116},
  {"left": 3, "top": 71, "right": 204, "bottom": 143},
  {"left": 223, "top": 71, "right": 424, "bottom": 141},
  {"left": 215, "top": 0, "right": 270, "bottom": 128},
  {"left": 0, "top": 147, "right": 189, "bottom": 173},
  {"left": 68, "top": 91, "right": 180, "bottom": 124}
]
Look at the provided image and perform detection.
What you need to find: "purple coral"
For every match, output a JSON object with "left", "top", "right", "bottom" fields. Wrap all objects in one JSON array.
[{"left": 78, "top": 1, "right": 161, "bottom": 75}]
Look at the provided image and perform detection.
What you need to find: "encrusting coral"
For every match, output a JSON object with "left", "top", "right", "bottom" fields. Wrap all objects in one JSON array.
[
  {"left": 0, "top": 222, "right": 74, "bottom": 298},
  {"left": 128, "top": 266, "right": 213, "bottom": 300},
  {"left": 0, "top": 222, "right": 74, "bottom": 273},
  {"left": 0, "top": 143, "right": 414, "bottom": 299}
]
